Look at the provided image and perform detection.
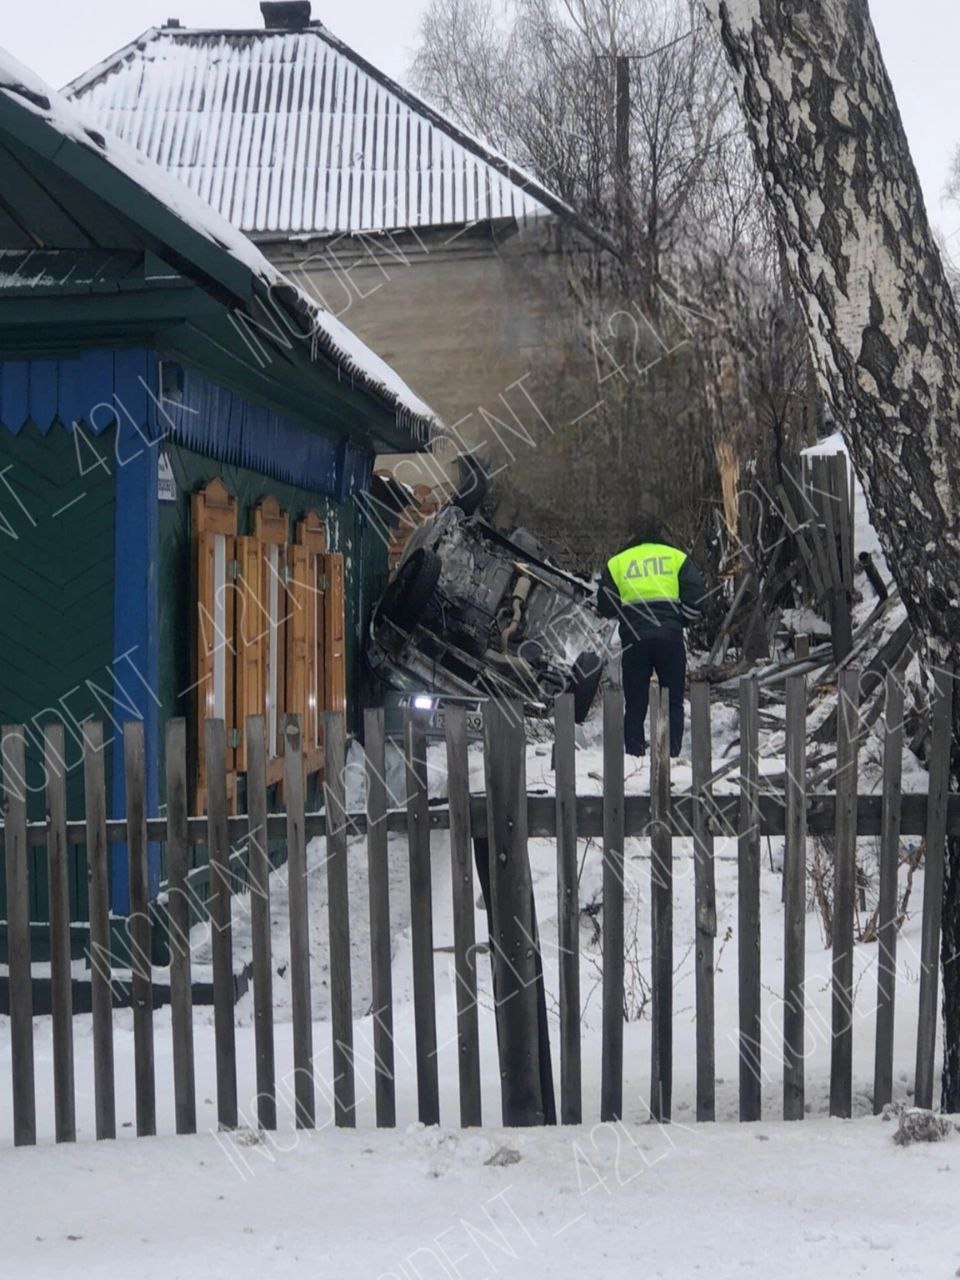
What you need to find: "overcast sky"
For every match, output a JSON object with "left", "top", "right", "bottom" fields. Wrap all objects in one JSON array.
[{"left": 2, "top": 0, "right": 959, "bottom": 243}]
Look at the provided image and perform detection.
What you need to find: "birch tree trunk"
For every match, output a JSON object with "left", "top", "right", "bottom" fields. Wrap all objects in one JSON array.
[{"left": 701, "top": 0, "right": 960, "bottom": 1108}]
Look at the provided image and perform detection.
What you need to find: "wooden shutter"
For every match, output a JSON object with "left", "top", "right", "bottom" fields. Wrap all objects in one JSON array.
[
  {"left": 234, "top": 535, "right": 265, "bottom": 774},
  {"left": 322, "top": 552, "right": 347, "bottom": 718},
  {"left": 254, "top": 498, "right": 289, "bottom": 763},
  {"left": 192, "top": 479, "right": 238, "bottom": 798},
  {"left": 285, "top": 545, "right": 317, "bottom": 751}
]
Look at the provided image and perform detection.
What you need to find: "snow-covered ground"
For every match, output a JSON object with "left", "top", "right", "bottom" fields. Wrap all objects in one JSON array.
[{"left": 0, "top": 701, "right": 951, "bottom": 1278}]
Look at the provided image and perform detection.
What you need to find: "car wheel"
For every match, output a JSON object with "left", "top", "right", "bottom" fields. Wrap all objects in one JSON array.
[
  {"left": 376, "top": 548, "right": 442, "bottom": 633},
  {"left": 571, "top": 650, "right": 604, "bottom": 724}
]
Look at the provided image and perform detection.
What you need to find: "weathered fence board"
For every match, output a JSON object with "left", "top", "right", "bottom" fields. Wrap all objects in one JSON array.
[
  {"left": 83, "top": 722, "right": 115, "bottom": 1141},
  {"left": 445, "top": 704, "right": 482, "bottom": 1129},
  {"left": 406, "top": 707, "right": 440, "bottom": 1126},
  {"left": 3, "top": 726, "right": 36, "bottom": 1147},
  {"left": 284, "top": 715, "right": 315, "bottom": 1129},
  {"left": 324, "top": 712, "right": 356, "bottom": 1128},
  {"left": 650, "top": 686, "right": 673, "bottom": 1124},
  {"left": 602, "top": 687, "right": 625, "bottom": 1123},
  {"left": 364, "top": 706, "right": 396, "bottom": 1130},
  {"left": 245, "top": 716, "right": 275, "bottom": 1133},
  {"left": 45, "top": 725, "right": 76, "bottom": 1143},
  {"left": 690, "top": 683, "right": 716, "bottom": 1123},
  {"left": 206, "top": 718, "right": 238, "bottom": 1131},
  {"left": 554, "top": 693, "right": 582, "bottom": 1125},
  {"left": 783, "top": 674, "right": 807, "bottom": 1121},
  {"left": 124, "top": 721, "right": 156, "bottom": 1138},
  {"left": 873, "top": 673, "right": 904, "bottom": 1114},
  {"left": 915, "top": 664, "right": 953, "bottom": 1109},
  {"left": 830, "top": 669, "right": 860, "bottom": 1119},
  {"left": 738, "top": 677, "right": 762, "bottom": 1122}
]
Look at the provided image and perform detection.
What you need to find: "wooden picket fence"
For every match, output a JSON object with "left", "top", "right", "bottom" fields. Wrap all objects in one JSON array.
[{"left": 0, "top": 666, "right": 954, "bottom": 1146}]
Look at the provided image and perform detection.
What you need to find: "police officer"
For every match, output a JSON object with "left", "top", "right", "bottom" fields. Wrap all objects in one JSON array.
[{"left": 598, "top": 519, "right": 706, "bottom": 757}]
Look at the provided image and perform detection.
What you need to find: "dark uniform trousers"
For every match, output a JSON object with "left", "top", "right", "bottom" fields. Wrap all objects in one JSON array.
[{"left": 621, "top": 631, "right": 687, "bottom": 757}]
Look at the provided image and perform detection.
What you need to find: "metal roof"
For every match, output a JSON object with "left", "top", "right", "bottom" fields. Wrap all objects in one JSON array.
[
  {"left": 0, "top": 46, "right": 441, "bottom": 451},
  {"left": 67, "top": 25, "right": 559, "bottom": 239}
]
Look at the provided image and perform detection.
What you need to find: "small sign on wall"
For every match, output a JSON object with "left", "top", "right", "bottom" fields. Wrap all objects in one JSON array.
[{"left": 158, "top": 451, "right": 176, "bottom": 503}]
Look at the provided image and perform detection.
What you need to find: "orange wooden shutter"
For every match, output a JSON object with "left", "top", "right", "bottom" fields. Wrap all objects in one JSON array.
[
  {"left": 254, "top": 498, "right": 289, "bottom": 761},
  {"left": 322, "top": 552, "right": 347, "bottom": 718},
  {"left": 285, "top": 545, "right": 317, "bottom": 749},
  {"left": 191, "top": 479, "right": 238, "bottom": 797},
  {"left": 234, "top": 535, "right": 266, "bottom": 774}
]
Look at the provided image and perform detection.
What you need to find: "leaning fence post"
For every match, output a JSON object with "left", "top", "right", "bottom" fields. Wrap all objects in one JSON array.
[
  {"left": 830, "top": 668, "right": 860, "bottom": 1119},
  {"left": 873, "top": 673, "right": 904, "bottom": 1114},
  {"left": 554, "top": 692, "right": 581, "bottom": 1125},
  {"left": 738, "top": 675, "right": 762, "bottom": 1122},
  {"left": 3, "top": 726, "right": 36, "bottom": 1146},
  {"left": 124, "top": 720, "right": 156, "bottom": 1138},
  {"left": 84, "top": 721, "right": 116, "bottom": 1141},
  {"left": 45, "top": 724, "right": 76, "bottom": 1143},
  {"left": 690, "top": 682, "right": 716, "bottom": 1123},
  {"left": 166, "top": 718, "right": 196, "bottom": 1135},
  {"left": 915, "top": 663, "right": 953, "bottom": 1109},
  {"left": 650, "top": 684, "right": 673, "bottom": 1123},
  {"left": 484, "top": 699, "right": 548, "bottom": 1126},
  {"left": 783, "top": 673, "right": 807, "bottom": 1121},
  {"left": 602, "top": 686, "right": 625, "bottom": 1123}
]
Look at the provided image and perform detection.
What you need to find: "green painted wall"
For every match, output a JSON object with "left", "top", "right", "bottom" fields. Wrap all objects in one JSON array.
[{"left": 0, "top": 423, "right": 116, "bottom": 933}]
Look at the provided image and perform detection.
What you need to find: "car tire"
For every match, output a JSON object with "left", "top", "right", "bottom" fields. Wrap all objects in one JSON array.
[
  {"left": 571, "top": 650, "right": 604, "bottom": 724},
  {"left": 376, "top": 548, "right": 442, "bottom": 633}
]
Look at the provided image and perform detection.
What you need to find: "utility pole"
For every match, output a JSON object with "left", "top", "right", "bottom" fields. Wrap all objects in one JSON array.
[{"left": 614, "top": 54, "right": 632, "bottom": 264}]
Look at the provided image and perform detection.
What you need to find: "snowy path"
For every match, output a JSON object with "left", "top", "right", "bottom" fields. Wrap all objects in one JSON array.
[{"left": 3, "top": 1113, "right": 956, "bottom": 1279}]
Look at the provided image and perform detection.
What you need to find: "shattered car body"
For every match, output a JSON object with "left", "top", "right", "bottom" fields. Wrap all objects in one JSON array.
[{"left": 370, "top": 505, "right": 607, "bottom": 722}]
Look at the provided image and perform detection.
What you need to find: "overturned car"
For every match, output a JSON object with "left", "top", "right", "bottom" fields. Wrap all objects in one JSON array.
[{"left": 369, "top": 502, "right": 606, "bottom": 723}]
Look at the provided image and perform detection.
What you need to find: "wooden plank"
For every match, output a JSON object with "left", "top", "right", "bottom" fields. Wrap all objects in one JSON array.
[
  {"left": 873, "top": 673, "right": 904, "bottom": 1114},
  {"left": 124, "top": 720, "right": 156, "bottom": 1137},
  {"left": 2, "top": 726, "right": 36, "bottom": 1146},
  {"left": 602, "top": 686, "right": 625, "bottom": 1122},
  {"left": 783, "top": 674, "right": 807, "bottom": 1121},
  {"left": 245, "top": 715, "right": 275, "bottom": 1131},
  {"left": 445, "top": 704, "right": 482, "bottom": 1128},
  {"left": 45, "top": 725, "right": 76, "bottom": 1143},
  {"left": 406, "top": 706, "right": 440, "bottom": 1125},
  {"left": 554, "top": 693, "right": 581, "bottom": 1125},
  {"left": 830, "top": 668, "right": 860, "bottom": 1119},
  {"left": 165, "top": 718, "right": 196, "bottom": 1135},
  {"left": 83, "top": 721, "right": 116, "bottom": 1141},
  {"left": 650, "top": 684, "right": 673, "bottom": 1123},
  {"left": 690, "top": 683, "right": 716, "bottom": 1123},
  {"left": 284, "top": 714, "right": 316, "bottom": 1128},
  {"left": 205, "top": 717, "right": 238, "bottom": 1130},
  {"left": 365, "top": 706, "right": 396, "bottom": 1129},
  {"left": 483, "top": 699, "right": 546, "bottom": 1126},
  {"left": 324, "top": 712, "right": 356, "bottom": 1128},
  {"left": 914, "top": 663, "right": 953, "bottom": 1109},
  {"left": 738, "top": 676, "right": 762, "bottom": 1121}
]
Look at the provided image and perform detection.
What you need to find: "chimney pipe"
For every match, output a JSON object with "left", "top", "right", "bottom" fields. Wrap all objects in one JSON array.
[{"left": 260, "top": 1, "right": 312, "bottom": 30}]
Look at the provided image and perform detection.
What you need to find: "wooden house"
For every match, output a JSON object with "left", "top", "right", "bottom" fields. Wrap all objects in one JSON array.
[
  {"left": 0, "top": 50, "right": 439, "bottom": 924},
  {"left": 66, "top": 2, "right": 605, "bottom": 490}
]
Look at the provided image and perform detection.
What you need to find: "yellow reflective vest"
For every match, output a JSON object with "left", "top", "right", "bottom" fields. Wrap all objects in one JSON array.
[{"left": 607, "top": 542, "right": 687, "bottom": 606}]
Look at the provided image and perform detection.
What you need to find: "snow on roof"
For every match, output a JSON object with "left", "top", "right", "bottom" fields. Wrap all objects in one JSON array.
[
  {"left": 66, "top": 24, "right": 560, "bottom": 239},
  {"left": 0, "top": 43, "right": 442, "bottom": 442}
]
